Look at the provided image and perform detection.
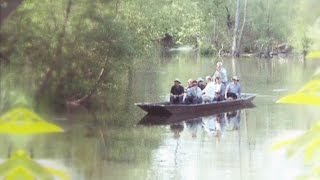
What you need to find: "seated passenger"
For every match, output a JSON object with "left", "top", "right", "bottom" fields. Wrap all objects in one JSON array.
[
  {"left": 183, "top": 78, "right": 193, "bottom": 102},
  {"left": 202, "top": 76, "right": 215, "bottom": 103},
  {"left": 170, "top": 78, "right": 184, "bottom": 104},
  {"left": 225, "top": 76, "right": 241, "bottom": 100},
  {"left": 213, "top": 76, "right": 225, "bottom": 102},
  {"left": 185, "top": 80, "right": 203, "bottom": 104},
  {"left": 205, "top": 76, "right": 212, "bottom": 86},
  {"left": 197, "top": 77, "right": 206, "bottom": 90},
  {"left": 185, "top": 79, "right": 193, "bottom": 92}
]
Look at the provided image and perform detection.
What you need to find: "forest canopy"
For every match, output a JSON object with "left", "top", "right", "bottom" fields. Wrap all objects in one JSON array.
[{"left": 0, "top": 0, "right": 319, "bottom": 114}]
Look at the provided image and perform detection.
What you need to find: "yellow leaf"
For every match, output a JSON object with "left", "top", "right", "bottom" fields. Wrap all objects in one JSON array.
[
  {"left": 277, "top": 93, "right": 320, "bottom": 106},
  {"left": 0, "top": 150, "right": 54, "bottom": 180},
  {"left": 298, "top": 80, "right": 320, "bottom": 93},
  {"left": 46, "top": 168, "right": 71, "bottom": 180},
  {"left": 277, "top": 79, "right": 320, "bottom": 106},
  {"left": 0, "top": 108, "right": 63, "bottom": 135},
  {"left": 307, "top": 51, "right": 320, "bottom": 59},
  {"left": 305, "top": 139, "right": 320, "bottom": 163},
  {"left": 272, "top": 139, "right": 295, "bottom": 151},
  {"left": 0, "top": 149, "right": 71, "bottom": 179},
  {"left": 313, "top": 166, "right": 320, "bottom": 176}
]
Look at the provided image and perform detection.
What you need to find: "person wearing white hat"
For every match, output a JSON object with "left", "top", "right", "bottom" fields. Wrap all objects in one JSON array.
[
  {"left": 170, "top": 78, "right": 185, "bottom": 104},
  {"left": 225, "top": 76, "right": 241, "bottom": 99}
]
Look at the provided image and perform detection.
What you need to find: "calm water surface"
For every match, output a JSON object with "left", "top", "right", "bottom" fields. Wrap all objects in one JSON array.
[{"left": 1, "top": 54, "right": 320, "bottom": 180}]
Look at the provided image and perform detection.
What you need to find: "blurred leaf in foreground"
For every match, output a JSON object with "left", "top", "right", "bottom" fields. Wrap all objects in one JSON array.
[
  {"left": 0, "top": 108, "right": 63, "bottom": 135},
  {"left": 306, "top": 50, "right": 320, "bottom": 59},
  {"left": 273, "top": 122, "right": 320, "bottom": 179},
  {"left": 277, "top": 79, "right": 320, "bottom": 105},
  {"left": 273, "top": 122, "right": 320, "bottom": 163},
  {"left": 0, "top": 150, "right": 70, "bottom": 180}
]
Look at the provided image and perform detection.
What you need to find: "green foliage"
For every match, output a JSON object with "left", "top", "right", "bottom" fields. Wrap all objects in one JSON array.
[
  {"left": 308, "top": 18, "right": 320, "bottom": 50},
  {"left": 117, "top": 0, "right": 320, "bottom": 54},
  {"left": 119, "top": 0, "right": 204, "bottom": 47},
  {"left": 290, "top": 0, "right": 320, "bottom": 52},
  {"left": 0, "top": 71, "right": 34, "bottom": 112},
  {"left": 0, "top": 0, "right": 319, "bottom": 116},
  {"left": 0, "top": 0, "right": 143, "bottom": 112}
]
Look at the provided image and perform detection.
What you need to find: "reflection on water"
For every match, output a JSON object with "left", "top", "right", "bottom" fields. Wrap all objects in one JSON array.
[
  {"left": 146, "top": 107, "right": 319, "bottom": 180},
  {"left": 202, "top": 111, "right": 241, "bottom": 137},
  {"left": 148, "top": 111, "right": 244, "bottom": 180}
]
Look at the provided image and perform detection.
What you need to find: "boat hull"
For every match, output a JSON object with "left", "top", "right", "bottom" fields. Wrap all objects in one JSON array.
[
  {"left": 135, "top": 94, "right": 256, "bottom": 115},
  {"left": 138, "top": 102, "right": 255, "bottom": 125}
]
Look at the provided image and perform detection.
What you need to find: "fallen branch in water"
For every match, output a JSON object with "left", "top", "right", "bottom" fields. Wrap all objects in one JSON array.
[
  {"left": 66, "top": 53, "right": 109, "bottom": 113},
  {"left": 218, "top": 43, "right": 224, "bottom": 58}
]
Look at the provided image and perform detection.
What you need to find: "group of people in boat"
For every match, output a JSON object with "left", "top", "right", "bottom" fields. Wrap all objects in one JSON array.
[{"left": 170, "top": 61, "right": 241, "bottom": 104}]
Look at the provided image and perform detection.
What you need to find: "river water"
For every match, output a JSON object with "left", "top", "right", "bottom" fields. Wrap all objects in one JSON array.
[{"left": 1, "top": 54, "right": 320, "bottom": 180}]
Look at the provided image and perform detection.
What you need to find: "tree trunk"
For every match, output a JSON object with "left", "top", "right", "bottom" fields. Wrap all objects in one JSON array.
[
  {"left": 115, "top": 0, "right": 120, "bottom": 16},
  {"left": 218, "top": 43, "right": 224, "bottom": 58},
  {"left": 125, "top": 67, "right": 133, "bottom": 111},
  {"left": 231, "top": 0, "right": 241, "bottom": 57},
  {"left": 36, "top": 0, "right": 73, "bottom": 105},
  {"left": 225, "top": 6, "right": 233, "bottom": 30},
  {"left": 237, "top": 0, "right": 247, "bottom": 55},
  {"left": 0, "top": 0, "right": 23, "bottom": 24},
  {"left": 266, "top": 0, "right": 271, "bottom": 38}
]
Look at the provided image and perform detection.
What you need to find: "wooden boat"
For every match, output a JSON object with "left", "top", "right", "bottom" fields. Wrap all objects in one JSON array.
[
  {"left": 138, "top": 102, "right": 255, "bottom": 125},
  {"left": 135, "top": 94, "right": 256, "bottom": 115}
]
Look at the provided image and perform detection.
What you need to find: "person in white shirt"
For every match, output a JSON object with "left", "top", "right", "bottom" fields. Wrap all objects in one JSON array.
[
  {"left": 213, "top": 76, "right": 225, "bottom": 101},
  {"left": 202, "top": 76, "right": 215, "bottom": 103},
  {"left": 205, "top": 76, "right": 212, "bottom": 85}
]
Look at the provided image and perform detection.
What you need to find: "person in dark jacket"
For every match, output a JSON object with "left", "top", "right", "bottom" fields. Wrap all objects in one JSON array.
[{"left": 170, "top": 79, "right": 185, "bottom": 104}]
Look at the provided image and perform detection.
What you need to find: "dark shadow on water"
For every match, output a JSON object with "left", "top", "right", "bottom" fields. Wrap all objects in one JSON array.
[{"left": 138, "top": 103, "right": 255, "bottom": 126}]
